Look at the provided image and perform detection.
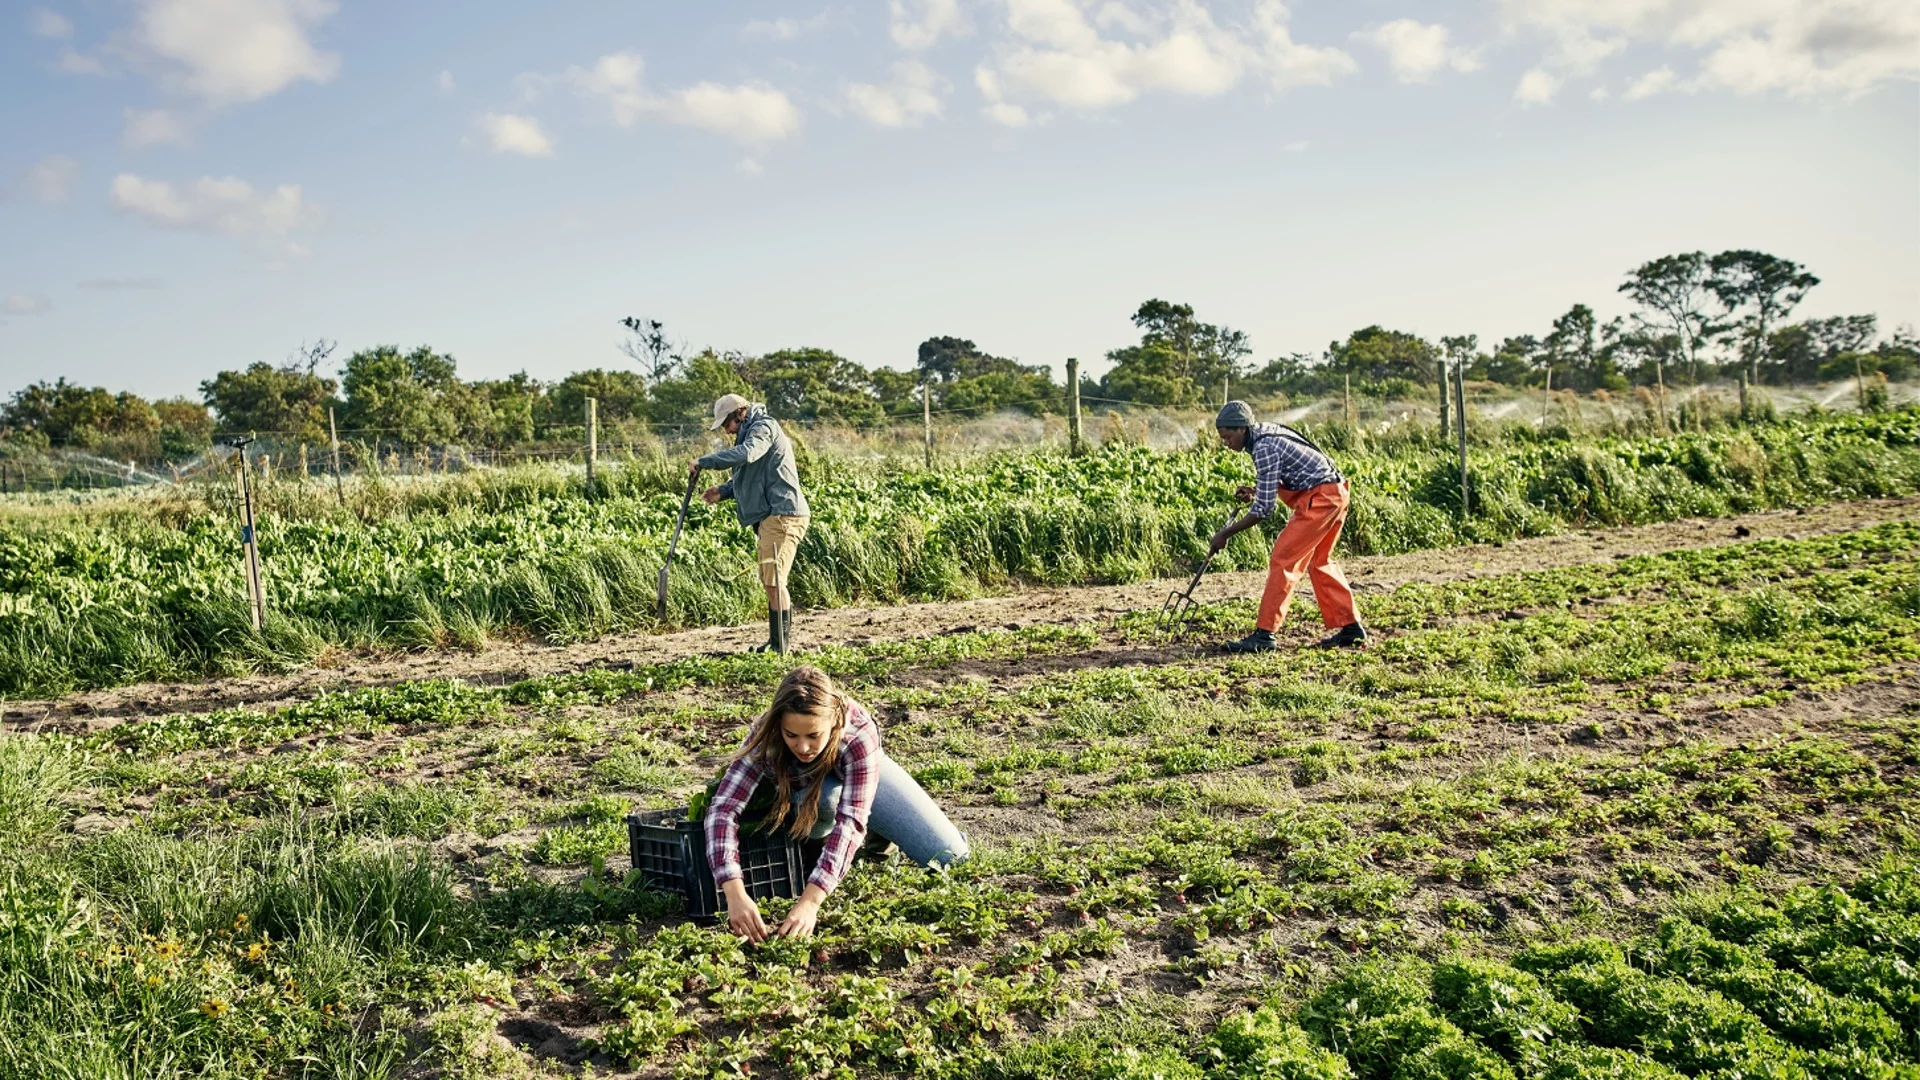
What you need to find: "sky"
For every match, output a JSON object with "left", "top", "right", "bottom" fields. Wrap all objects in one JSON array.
[{"left": 2, "top": 0, "right": 1917, "bottom": 400}]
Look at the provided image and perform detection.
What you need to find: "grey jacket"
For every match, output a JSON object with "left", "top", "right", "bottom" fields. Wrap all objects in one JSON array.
[{"left": 696, "top": 405, "right": 810, "bottom": 528}]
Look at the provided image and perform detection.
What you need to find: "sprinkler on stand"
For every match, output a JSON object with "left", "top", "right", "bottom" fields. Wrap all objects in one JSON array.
[{"left": 223, "top": 435, "right": 267, "bottom": 633}]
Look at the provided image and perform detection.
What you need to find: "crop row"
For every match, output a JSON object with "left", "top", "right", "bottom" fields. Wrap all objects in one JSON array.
[{"left": 4, "top": 409, "right": 1918, "bottom": 695}]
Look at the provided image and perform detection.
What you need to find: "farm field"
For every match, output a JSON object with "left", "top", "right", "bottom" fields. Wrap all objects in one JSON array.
[
  {"left": 4, "top": 512, "right": 1918, "bottom": 1078},
  {"left": 4, "top": 408, "right": 1919, "bottom": 698}
]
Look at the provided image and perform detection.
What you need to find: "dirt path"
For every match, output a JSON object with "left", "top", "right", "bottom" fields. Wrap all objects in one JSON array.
[{"left": 8, "top": 496, "right": 1915, "bottom": 728}]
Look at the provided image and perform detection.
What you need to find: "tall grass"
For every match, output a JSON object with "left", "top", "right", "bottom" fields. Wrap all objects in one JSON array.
[
  {"left": 0, "top": 745, "right": 466, "bottom": 1080},
  {"left": 3, "top": 409, "right": 1917, "bottom": 696}
]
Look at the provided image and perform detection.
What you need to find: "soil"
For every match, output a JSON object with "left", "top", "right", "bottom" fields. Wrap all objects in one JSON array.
[{"left": 7, "top": 495, "right": 1915, "bottom": 731}]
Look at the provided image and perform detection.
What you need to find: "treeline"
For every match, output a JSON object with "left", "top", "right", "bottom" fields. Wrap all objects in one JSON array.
[{"left": 4, "top": 248, "right": 1915, "bottom": 463}]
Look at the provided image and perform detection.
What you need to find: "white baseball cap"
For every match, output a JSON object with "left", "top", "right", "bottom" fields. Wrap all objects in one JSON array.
[{"left": 709, "top": 393, "right": 751, "bottom": 430}]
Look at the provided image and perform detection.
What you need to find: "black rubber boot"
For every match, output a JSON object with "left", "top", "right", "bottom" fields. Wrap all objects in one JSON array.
[
  {"left": 1223, "top": 628, "right": 1276, "bottom": 654},
  {"left": 782, "top": 608, "right": 794, "bottom": 652},
  {"left": 749, "top": 609, "right": 784, "bottom": 654},
  {"left": 1315, "top": 622, "right": 1368, "bottom": 648}
]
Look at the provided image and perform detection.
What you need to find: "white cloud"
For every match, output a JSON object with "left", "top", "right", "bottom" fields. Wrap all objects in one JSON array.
[
  {"left": 109, "top": 173, "right": 321, "bottom": 241},
  {"left": 891, "top": 0, "right": 969, "bottom": 49},
  {"left": 123, "top": 107, "right": 192, "bottom": 148},
  {"left": 31, "top": 8, "right": 73, "bottom": 38},
  {"left": 2, "top": 295, "right": 53, "bottom": 316},
  {"left": 1502, "top": 0, "right": 1920, "bottom": 99},
  {"left": 57, "top": 48, "right": 108, "bottom": 75},
  {"left": 972, "top": 0, "right": 1351, "bottom": 115},
  {"left": 737, "top": 157, "right": 765, "bottom": 174},
  {"left": 660, "top": 83, "right": 804, "bottom": 143},
  {"left": 1514, "top": 67, "right": 1561, "bottom": 105},
  {"left": 1282, "top": 139, "right": 1307, "bottom": 151},
  {"left": 1355, "top": 19, "right": 1481, "bottom": 83},
  {"left": 479, "top": 113, "right": 554, "bottom": 156},
  {"left": 848, "top": 60, "right": 948, "bottom": 126},
  {"left": 1251, "top": 0, "right": 1358, "bottom": 91},
  {"left": 21, "top": 155, "right": 81, "bottom": 203},
  {"left": 135, "top": 0, "right": 340, "bottom": 106},
  {"left": 438, "top": 69, "right": 455, "bottom": 94},
  {"left": 1623, "top": 66, "right": 1679, "bottom": 100},
  {"left": 979, "top": 0, "right": 1271, "bottom": 113},
  {"left": 984, "top": 101, "right": 1032, "bottom": 126},
  {"left": 552, "top": 52, "right": 804, "bottom": 144}
]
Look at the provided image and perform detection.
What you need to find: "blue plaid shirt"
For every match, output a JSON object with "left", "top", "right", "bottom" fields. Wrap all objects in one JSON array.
[{"left": 1247, "top": 424, "right": 1343, "bottom": 519}]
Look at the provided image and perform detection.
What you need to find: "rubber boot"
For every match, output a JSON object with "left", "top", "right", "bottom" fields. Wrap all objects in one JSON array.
[
  {"left": 782, "top": 608, "right": 794, "bottom": 653},
  {"left": 770, "top": 608, "right": 789, "bottom": 655},
  {"left": 1315, "top": 621, "right": 1368, "bottom": 649},
  {"left": 1223, "top": 628, "right": 1276, "bottom": 654}
]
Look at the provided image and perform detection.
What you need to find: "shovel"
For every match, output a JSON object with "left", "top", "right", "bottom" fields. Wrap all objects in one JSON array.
[
  {"left": 657, "top": 470, "right": 699, "bottom": 622},
  {"left": 1159, "top": 512, "right": 1237, "bottom": 635}
]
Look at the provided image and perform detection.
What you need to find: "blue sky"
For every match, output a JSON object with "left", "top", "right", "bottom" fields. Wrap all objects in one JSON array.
[{"left": 3, "top": 0, "right": 1917, "bottom": 399}]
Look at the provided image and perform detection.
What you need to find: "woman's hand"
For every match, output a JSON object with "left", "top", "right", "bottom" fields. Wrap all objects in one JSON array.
[
  {"left": 777, "top": 885, "right": 829, "bottom": 939},
  {"left": 701, "top": 487, "right": 724, "bottom": 505},
  {"left": 722, "top": 880, "right": 770, "bottom": 943}
]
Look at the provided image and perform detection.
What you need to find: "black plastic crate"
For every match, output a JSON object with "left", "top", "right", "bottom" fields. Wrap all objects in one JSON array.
[{"left": 627, "top": 808, "right": 810, "bottom": 920}]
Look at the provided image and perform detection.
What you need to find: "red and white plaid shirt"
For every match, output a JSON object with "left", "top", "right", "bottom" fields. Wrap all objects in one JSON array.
[{"left": 705, "top": 698, "right": 880, "bottom": 897}]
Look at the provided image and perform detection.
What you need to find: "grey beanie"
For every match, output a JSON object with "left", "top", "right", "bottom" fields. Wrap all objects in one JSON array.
[{"left": 1215, "top": 400, "right": 1255, "bottom": 429}]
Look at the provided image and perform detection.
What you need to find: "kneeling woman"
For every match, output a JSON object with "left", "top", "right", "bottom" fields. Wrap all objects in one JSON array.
[{"left": 705, "top": 665, "right": 970, "bottom": 941}]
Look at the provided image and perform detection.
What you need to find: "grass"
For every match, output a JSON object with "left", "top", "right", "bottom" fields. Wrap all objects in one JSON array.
[
  {"left": 4, "top": 408, "right": 1918, "bottom": 696},
  {"left": 3, "top": 520, "right": 1919, "bottom": 1076}
]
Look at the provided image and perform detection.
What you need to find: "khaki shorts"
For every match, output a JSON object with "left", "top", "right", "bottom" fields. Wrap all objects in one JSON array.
[{"left": 755, "top": 515, "right": 809, "bottom": 590}]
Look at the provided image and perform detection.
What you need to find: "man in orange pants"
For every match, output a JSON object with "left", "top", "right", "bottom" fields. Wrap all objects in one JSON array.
[{"left": 1208, "top": 400, "right": 1366, "bottom": 652}]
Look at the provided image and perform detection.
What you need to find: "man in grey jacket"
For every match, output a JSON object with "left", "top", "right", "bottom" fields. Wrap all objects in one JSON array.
[{"left": 691, "top": 394, "right": 811, "bottom": 654}]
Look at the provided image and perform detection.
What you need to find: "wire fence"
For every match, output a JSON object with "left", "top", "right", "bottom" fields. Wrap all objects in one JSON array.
[{"left": 3, "top": 379, "right": 1901, "bottom": 495}]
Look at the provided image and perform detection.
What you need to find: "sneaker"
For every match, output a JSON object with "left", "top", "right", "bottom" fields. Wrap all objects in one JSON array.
[
  {"left": 1315, "top": 622, "right": 1368, "bottom": 648},
  {"left": 1222, "top": 629, "right": 1276, "bottom": 653}
]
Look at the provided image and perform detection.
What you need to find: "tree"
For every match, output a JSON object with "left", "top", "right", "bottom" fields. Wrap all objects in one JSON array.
[
  {"left": 619, "top": 316, "right": 684, "bottom": 383},
  {"left": 200, "top": 362, "right": 337, "bottom": 443},
  {"left": 1767, "top": 315, "right": 1875, "bottom": 383},
  {"left": 466, "top": 373, "right": 541, "bottom": 448},
  {"left": 646, "top": 349, "right": 753, "bottom": 426},
  {"left": 2, "top": 379, "right": 159, "bottom": 451},
  {"left": 1326, "top": 326, "right": 1438, "bottom": 389},
  {"left": 1475, "top": 336, "right": 1539, "bottom": 385},
  {"left": 338, "top": 345, "right": 482, "bottom": 447},
  {"left": 153, "top": 398, "right": 214, "bottom": 458},
  {"left": 1708, "top": 251, "right": 1819, "bottom": 386},
  {"left": 1544, "top": 304, "right": 1598, "bottom": 388},
  {"left": 752, "top": 348, "right": 884, "bottom": 425},
  {"left": 1102, "top": 300, "right": 1250, "bottom": 406},
  {"left": 914, "top": 337, "right": 1056, "bottom": 416},
  {"left": 1619, "top": 253, "right": 1722, "bottom": 386},
  {"left": 547, "top": 369, "right": 648, "bottom": 428}
]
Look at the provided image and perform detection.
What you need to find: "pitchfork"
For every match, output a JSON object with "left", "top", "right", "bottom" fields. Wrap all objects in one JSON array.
[{"left": 1159, "top": 512, "right": 1237, "bottom": 635}]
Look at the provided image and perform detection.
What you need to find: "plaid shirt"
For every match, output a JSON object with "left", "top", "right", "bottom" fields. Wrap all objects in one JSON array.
[
  {"left": 1247, "top": 423, "right": 1343, "bottom": 520},
  {"left": 705, "top": 698, "right": 880, "bottom": 897}
]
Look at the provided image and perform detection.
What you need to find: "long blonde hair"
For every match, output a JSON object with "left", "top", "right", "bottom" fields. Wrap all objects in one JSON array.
[{"left": 736, "top": 665, "right": 849, "bottom": 838}]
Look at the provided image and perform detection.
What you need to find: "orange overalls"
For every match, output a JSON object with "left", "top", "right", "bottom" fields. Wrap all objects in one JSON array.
[{"left": 1256, "top": 480, "right": 1359, "bottom": 632}]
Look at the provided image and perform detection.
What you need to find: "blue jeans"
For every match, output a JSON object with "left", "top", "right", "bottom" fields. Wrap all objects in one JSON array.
[{"left": 796, "top": 751, "right": 970, "bottom": 869}]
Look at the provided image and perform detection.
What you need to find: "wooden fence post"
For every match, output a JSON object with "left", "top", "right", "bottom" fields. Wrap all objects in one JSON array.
[
  {"left": 1067, "top": 357, "right": 1083, "bottom": 456},
  {"left": 1455, "top": 366, "right": 1470, "bottom": 519},
  {"left": 1437, "top": 359, "right": 1450, "bottom": 439},
  {"left": 585, "top": 396, "right": 598, "bottom": 496},
  {"left": 922, "top": 373, "right": 933, "bottom": 469},
  {"left": 328, "top": 408, "right": 344, "bottom": 506}
]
